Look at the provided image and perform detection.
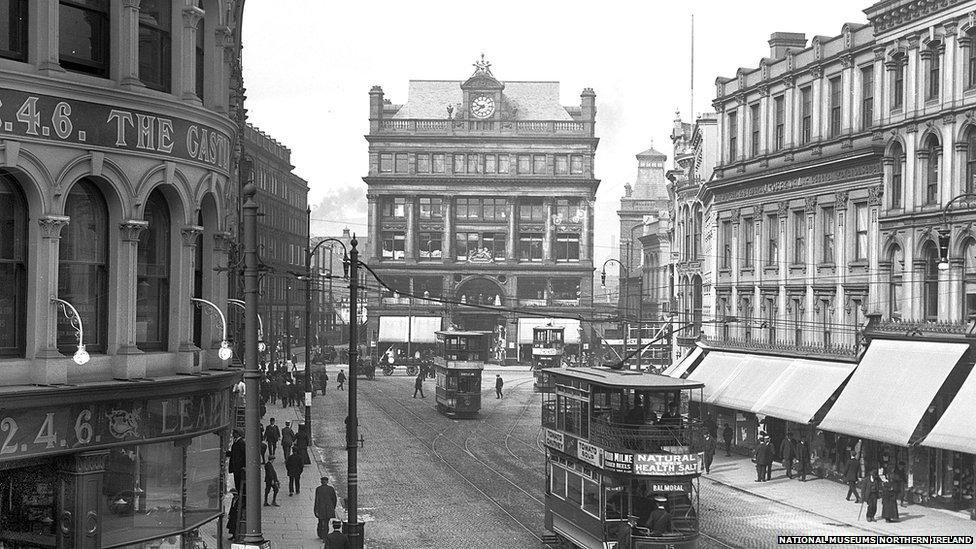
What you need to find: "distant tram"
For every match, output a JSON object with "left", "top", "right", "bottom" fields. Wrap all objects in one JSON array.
[
  {"left": 542, "top": 367, "right": 705, "bottom": 549},
  {"left": 433, "top": 330, "right": 492, "bottom": 418},
  {"left": 532, "top": 323, "right": 566, "bottom": 393}
]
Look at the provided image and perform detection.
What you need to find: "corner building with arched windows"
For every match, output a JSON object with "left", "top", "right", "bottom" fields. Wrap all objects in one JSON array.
[
  {"left": 0, "top": 2, "right": 245, "bottom": 546},
  {"left": 364, "top": 60, "right": 599, "bottom": 364}
]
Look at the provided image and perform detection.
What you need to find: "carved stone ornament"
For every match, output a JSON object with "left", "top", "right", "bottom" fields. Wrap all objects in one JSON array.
[
  {"left": 181, "top": 225, "right": 204, "bottom": 246},
  {"left": 778, "top": 201, "right": 791, "bottom": 217},
  {"left": 730, "top": 208, "right": 742, "bottom": 224},
  {"left": 182, "top": 5, "right": 204, "bottom": 28},
  {"left": 868, "top": 185, "right": 884, "bottom": 206},
  {"left": 804, "top": 196, "right": 818, "bottom": 214},
  {"left": 213, "top": 231, "right": 234, "bottom": 252},
  {"left": 839, "top": 55, "right": 853, "bottom": 69},
  {"left": 38, "top": 215, "right": 70, "bottom": 239},
  {"left": 835, "top": 191, "right": 850, "bottom": 207},
  {"left": 810, "top": 65, "right": 824, "bottom": 79},
  {"left": 119, "top": 220, "right": 150, "bottom": 242}
]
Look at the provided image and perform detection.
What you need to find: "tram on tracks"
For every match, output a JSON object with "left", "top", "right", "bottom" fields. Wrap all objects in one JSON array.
[
  {"left": 542, "top": 367, "right": 705, "bottom": 549},
  {"left": 433, "top": 330, "right": 492, "bottom": 418},
  {"left": 532, "top": 323, "right": 566, "bottom": 393}
]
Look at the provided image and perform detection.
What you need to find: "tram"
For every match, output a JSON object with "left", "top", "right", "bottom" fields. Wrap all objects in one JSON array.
[
  {"left": 433, "top": 330, "right": 492, "bottom": 418},
  {"left": 542, "top": 367, "right": 704, "bottom": 549},
  {"left": 532, "top": 323, "right": 566, "bottom": 393}
]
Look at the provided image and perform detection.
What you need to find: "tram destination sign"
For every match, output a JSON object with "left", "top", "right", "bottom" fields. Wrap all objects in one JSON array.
[
  {"left": 633, "top": 452, "right": 704, "bottom": 476},
  {"left": 0, "top": 88, "right": 232, "bottom": 173},
  {"left": 545, "top": 428, "right": 565, "bottom": 452}
]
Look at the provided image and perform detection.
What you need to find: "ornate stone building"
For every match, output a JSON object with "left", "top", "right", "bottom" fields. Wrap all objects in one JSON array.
[
  {"left": 363, "top": 59, "right": 599, "bottom": 362},
  {"left": 0, "top": 1, "right": 244, "bottom": 546}
]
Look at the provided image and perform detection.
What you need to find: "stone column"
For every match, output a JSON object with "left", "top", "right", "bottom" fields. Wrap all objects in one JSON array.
[
  {"left": 33, "top": 215, "right": 69, "bottom": 385},
  {"left": 119, "top": 0, "right": 143, "bottom": 88},
  {"left": 442, "top": 198, "right": 453, "bottom": 263},
  {"left": 114, "top": 220, "right": 149, "bottom": 380},
  {"left": 180, "top": 5, "right": 205, "bottom": 102},
  {"left": 405, "top": 201, "right": 416, "bottom": 263},
  {"left": 213, "top": 26, "right": 234, "bottom": 114},
  {"left": 366, "top": 195, "right": 379, "bottom": 261},
  {"left": 507, "top": 199, "right": 517, "bottom": 261},
  {"left": 841, "top": 57, "right": 854, "bottom": 133},
  {"left": 177, "top": 225, "right": 204, "bottom": 374},
  {"left": 759, "top": 89, "right": 770, "bottom": 154},
  {"left": 57, "top": 450, "right": 108, "bottom": 549},
  {"left": 944, "top": 22, "right": 959, "bottom": 105},
  {"left": 811, "top": 67, "right": 824, "bottom": 141},
  {"left": 581, "top": 199, "right": 592, "bottom": 261},
  {"left": 784, "top": 80, "right": 796, "bottom": 148},
  {"left": 36, "top": 0, "right": 63, "bottom": 74},
  {"left": 543, "top": 199, "right": 554, "bottom": 262},
  {"left": 903, "top": 127, "right": 918, "bottom": 210}
]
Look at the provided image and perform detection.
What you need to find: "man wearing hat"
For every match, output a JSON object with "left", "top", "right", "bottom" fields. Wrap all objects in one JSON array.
[
  {"left": 645, "top": 495, "right": 672, "bottom": 535},
  {"left": 324, "top": 518, "right": 349, "bottom": 548},
  {"left": 753, "top": 436, "right": 770, "bottom": 482},
  {"left": 314, "top": 476, "right": 338, "bottom": 540},
  {"left": 280, "top": 420, "right": 295, "bottom": 458},
  {"left": 226, "top": 429, "right": 246, "bottom": 491}
]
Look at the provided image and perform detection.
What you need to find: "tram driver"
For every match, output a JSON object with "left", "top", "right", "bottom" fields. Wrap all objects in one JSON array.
[{"left": 645, "top": 494, "right": 673, "bottom": 535}]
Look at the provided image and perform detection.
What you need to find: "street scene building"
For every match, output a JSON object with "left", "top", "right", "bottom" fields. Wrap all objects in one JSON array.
[
  {"left": 0, "top": 1, "right": 243, "bottom": 546},
  {"left": 363, "top": 59, "right": 599, "bottom": 363},
  {"left": 310, "top": 229, "right": 369, "bottom": 348}
]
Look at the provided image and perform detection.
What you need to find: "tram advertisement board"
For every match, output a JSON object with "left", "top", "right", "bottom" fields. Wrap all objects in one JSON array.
[
  {"left": 603, "top": 451, "right": 634, "bottom": 472},
  {"left": 545, "top": 429, "right": 565, "bottom": 452},
  {"left": 576, "top": 440, "right": 603, "bottom": 467},
  {"left": 633, "top": 452, "right": 703, "bottom": 476}
]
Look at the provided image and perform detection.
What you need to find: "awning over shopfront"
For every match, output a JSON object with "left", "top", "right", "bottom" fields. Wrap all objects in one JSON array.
[
  {"left": 818, "top": 339, "right": 968, "bottom": 447},
  {"left": 752, "top": 359, "right": 856, "bottom": 425},
  {"left": 922, "top": 363, "right": 976, "bottom": 453},
  {"left": 377, "top": 316, "right": 442, "bottom": 343},
  {"left": 707, "top": 354, "right": 794, "bottom": 412},
  {"left": 662, "top": 346, "right": 704, "bottom": 378},
  {"left": 685, "top": 351, "right": 749, "bottom": 403},
  {"left": 517, "top": 318, "right": 581, "bottom": 344}
]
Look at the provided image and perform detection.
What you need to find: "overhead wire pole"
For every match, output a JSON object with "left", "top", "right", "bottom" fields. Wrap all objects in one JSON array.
[{"left": 345, "top": 235, "right": 365, "bottom": 548}]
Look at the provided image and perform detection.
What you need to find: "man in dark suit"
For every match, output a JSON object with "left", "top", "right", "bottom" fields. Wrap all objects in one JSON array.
[
  {"left": 226, "top": 429, "right": 245, "bottom": 491},
  {"left": 754, "top": 437, "right": 770, "bottom": 482},
  {"left": 285, "top": 449, "right": 304, "bottom": 496},
  {"left": 314, "top": 476, "right": 338, "bottom": 539},
  {"left": 844, "top": 451, "right": 861, "bottom": 502},
  {"left": 263, "top": 455, "right": 280, "bottom": 506},
  {"left": 264, "top": 417, "right": 281, "bottom": 458},
  {"left": 780, "top": 433, "right": 795, "bottom": 479},
  {"left": 722, "top": 424, "right": 734, "bottom": 456},
  {"left": 280, "top": 421, "right": 295, "bottom": 458},
  {"left": 645, "top": 495, "right": 671, "bottom": 535},
  {"left": 762, "top": 437, "right": 774, "bottom": 481},
  {"left": 796, "top": 439, "right": 810, "bottom": 481},
  {"left": 324, "top": 519, "right": 349, "bottom": 548}
]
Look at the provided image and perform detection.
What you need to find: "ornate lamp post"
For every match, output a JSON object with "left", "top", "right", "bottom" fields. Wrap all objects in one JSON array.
[
  {"left": 601, "top": 257, "right": 643, "bottom": 370},
  {"left": 228, "top": 298, "right": 266, "bottom": 354},
  {"left": 936, "top": 192, "right": 976, "bottom": 271},
  {"left": 190, "top": 297, "right": 234, "bottom": 361}
]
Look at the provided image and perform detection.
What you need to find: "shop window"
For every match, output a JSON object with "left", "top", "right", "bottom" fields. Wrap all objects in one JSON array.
[
  {"left": 418, "top": 197, "right": 442, "bottom": 219},
  {"left": 138, "top": 0, "right": 172, "bottom": 92},
  {"left": 0, "top": 172, "right": 27, "bottom": 358},
  {"left": 59, "top": 178, "right": 109, "bottom": 354},
  {"left": 418, "top": 232, "right": 441, "bottom": 259},
  {"left": 517, "top": 277, "right": 547, "bottom": 302},
  {"left": 60, "top": 0, "right": 110, "bottom": 77},
  {"left": 456, "top": 197, "right": 480, "bottom": 220},
  {"left": 455, "top": 232, "right": 504, "bottom": 261},
  {"left": 413, "top": 276, "right": 443, "bottom": 299},
  {"left": 550, "top": 465, "right": 566, "bottom": 498},
  {"left": 381, "top": 231, "right": 405, "bottom": 260},
  {"left": 554, "top": 233, "right": 580, "bottom": 262},
  {"left": 195, "top": 10, "right": 204, "bottom": 98},
  {"left": 0, "top": 467, "right": 56, "bottom": 543},
  {"left": 0, "top": 0, "right": 28, "bottom": 61},
  {"left": 518, "top": 233, "right": 543, "bottom": 262},
  {"left": 185, "top": 433, "right": 222, "bottom": 528},
  {"left": 551, "top": 278, "right": 580, "bottom": 303},
  {"left": 137, "top": 190, "right": 171, "bottom": 352}
]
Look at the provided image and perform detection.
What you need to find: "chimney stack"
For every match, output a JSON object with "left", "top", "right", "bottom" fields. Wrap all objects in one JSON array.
[
  {"left": 768, "top": 32, "right": 807, "bottom": 59},
  {"left": 369, "top": 85, "right": 384, "bottom": 132}
]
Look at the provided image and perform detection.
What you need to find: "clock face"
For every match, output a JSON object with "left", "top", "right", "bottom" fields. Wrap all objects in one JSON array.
[{"left": 470, "top": 95, "right": 495, "bottom": 118}]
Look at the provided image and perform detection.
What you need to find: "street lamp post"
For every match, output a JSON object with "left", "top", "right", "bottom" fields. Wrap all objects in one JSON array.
[
  {"left": 936, "top": 192, "right": 976, "bottom": 270},
  {"left": 285, "top": 281, "right": 292, "bottom": 363},
  {"left": 345, "top": 236, "right": 365, "bottom": 549},
  {"left": 228, "top": 298, "right": 266, "bottom": 354},
  {"left": 190, "top": 298, "right": 234, "bottom": 361},
  {"left": 601, "top": 257, "right": 643, "bottom": 370}
]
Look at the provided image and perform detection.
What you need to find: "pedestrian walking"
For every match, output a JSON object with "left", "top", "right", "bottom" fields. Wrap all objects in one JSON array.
[
  {"left": 314, "top": 476, "right": 338, "bottom": 539},
  {"left": 753, "top": 437, "right": 769, "bottom": 482},
  {"left": 337, "top": 369, "right": 346, "bottom": 390},
  {"left": 227, "top": 488, "right": 241, "bottom": 538},
  {"left": 893, "top": 461, "right": 909, "bottom": 507},
  {"left": 780, "top": 433, "right": 795, "bottom": 479},
  {"left": 762, "top": 437, "right": 773, "bottom": 481},
  {"left": 263, "top": 455, "right": 280, "bottom": 506},
  {"left": 722, "top": 424, "right": 733, "bottom": 456},
  {"left": 495, "top": 374, "right": 504, "bottom": 398},
  {"left": 862, "top": 468, "right": 880, "bottom": 521},
  {"left": 796, "top": 439, "right": 810, "bottom": 482},
  {"left": 844, "top": 452, "right": 861, "bottom": 503},
  {"left": 295, "top": 423, "right": 310, "bottom": 465},
  {"left": 319, "top": 370, "right": 329, "bottom": 395},
  {"left": 413, "top": 373, "right": 425, "bottom": 398},
  {"left": 264, "top": 417, "right": 280, "bottom": 458},
  {"left": 285, "top": 448, "right": 304, "bottom": 495},
  {"left": 324, "top": 519, "right": 350, "bottom": 549},
  {"left": 880, "top": 468, "right": 899, "bottom": 522},
  {"left": 702, "top": 432, "right": 716, "bottom": 474},
  {"left": 226, "top": 429, "right": 245, "bottom": 491},
  {"left": 281, "top": 421, "right": 295, "bottom": 458}
]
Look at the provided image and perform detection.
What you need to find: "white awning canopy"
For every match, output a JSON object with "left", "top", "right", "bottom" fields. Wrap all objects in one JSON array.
[
  {"left": 922, "top": 361, "right": 976, "bottom": 453},
  {"left": 517, "top": 318, "right": 580, "bottom": 344},
  {"left": 752, "top": 358, "right": 856, "bottom": 425},
  {"left": 818, "top": 339, "right": 968, "bottom": 446},
  {"left": 378, "top": 316, "right": 442, "bottom": 343},
  {"left": 663, "top": 346, "right": 704, "bottom": 379}
]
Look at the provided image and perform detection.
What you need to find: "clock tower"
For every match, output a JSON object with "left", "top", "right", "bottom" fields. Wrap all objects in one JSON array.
[{"left": 461, "top": 54, "right": 504, "bottom": 121}]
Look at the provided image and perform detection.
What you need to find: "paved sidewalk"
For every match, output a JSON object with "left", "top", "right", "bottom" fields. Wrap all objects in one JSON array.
[{"left": 704, "top": 453, "right": 975, "bottom": 543}]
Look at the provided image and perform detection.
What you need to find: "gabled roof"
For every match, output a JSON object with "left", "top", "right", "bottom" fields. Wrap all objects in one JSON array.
[
  {"left": 391, "top": 80, "right": 574, "bottom": 120},
  {"left": 637, "top": 146, "right": 667, "bottom": 159}
]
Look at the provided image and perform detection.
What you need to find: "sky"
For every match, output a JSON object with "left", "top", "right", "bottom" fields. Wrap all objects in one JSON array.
[{"left": 241, "top": 0, "right": 871, "bottom": 267}]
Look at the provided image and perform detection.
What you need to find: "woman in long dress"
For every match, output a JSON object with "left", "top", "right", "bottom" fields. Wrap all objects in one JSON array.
[{"left": 880, "top": 468, "right": 899, "bottom": 522}]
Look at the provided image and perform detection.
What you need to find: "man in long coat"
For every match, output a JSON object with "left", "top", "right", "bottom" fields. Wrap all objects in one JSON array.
[
  {"left": 754, "top": 438, "right": 770, "bottom": 482},
  {"left": 702, "top": 432, "right": 716, "bottom": 474},
  {"left": 862, "top": 468, "right": 880, "bottom": 521},
  {"left": 780, "top": 433, "right": 796, "bottom": 479},
  {"left": 843, "top": 452, "right": 861, "bottom": 502},
  {"left": 722, "top": 424, "right": 734, "bottom": 456},
  {"left": 880, "top": 468, "right": 899, "bottom": 522},
  {"left": 226, "top": 429, "right": 246, "bottom": 491},
  {"left": 314, "top": 476, "right": 339, "bottom": 539},
  {"left": 280, "top": 421, "right": 295, "bottom": 458},
  {"left": 796, "top": 439, "right": 810, "bottom": 481}
]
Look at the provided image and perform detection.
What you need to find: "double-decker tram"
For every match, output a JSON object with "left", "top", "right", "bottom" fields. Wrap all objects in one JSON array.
[
  {"left": 542, "top": 368, "right": 705, "bottom": 549},
  {"left": 433, "top": 330, "right": 492, "bottom": 418},
  {"left": 533, "top": 323, "right": 566, "bottom": 393}
]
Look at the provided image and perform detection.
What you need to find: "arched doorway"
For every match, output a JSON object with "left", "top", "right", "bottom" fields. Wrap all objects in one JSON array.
[{"left": 454, "top": 277, "right": 506, "bottom": 360}]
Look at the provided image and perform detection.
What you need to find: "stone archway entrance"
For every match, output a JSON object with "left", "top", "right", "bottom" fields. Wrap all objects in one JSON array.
[{"left": 454, "top": 277, "right": 506, "bottom": 361}]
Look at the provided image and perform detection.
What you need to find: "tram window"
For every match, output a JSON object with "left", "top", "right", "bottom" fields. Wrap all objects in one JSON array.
[
  {"left": 582, "top": 478, "right": 600, "bottom": 517},
  {"left": 604, "top": 483, "right": 630, "bottom": 520},
  {"left": 566, "top": 471, "right": 583, "bottom": 505},
  {"left": 447, "top": 376, "right": 458, "bottom": 390},
  {"left": 550, "top": 465, "right": 566, "bottom": 498}
]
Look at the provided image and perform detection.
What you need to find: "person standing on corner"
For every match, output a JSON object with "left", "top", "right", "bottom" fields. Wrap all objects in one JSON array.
[
  {"left": 702, "top": 432, "right": 716, "bottom": 474},
  {"left": 753, "top": 437, "right": 769, "bottom": 482},
  {"left": 314, "top": 476, "right": 338, "bottom": 540},
  {"left": 337, "top": 369, "right": 346, "bottom": 391},
  {"left": 226, "top": 429, "right": 245, "bottom": 491},
  {"left": 495, "top": 374, "right": 504, "bottom": 399},
  {"left": 796, "top": 438, "right": 810, "bottom": 482},
  {"left": 722, "top": 423, "right": 734, "bottom": 457},
  {"left": 264, "top": 417, "right": 280, "bottom": 459},
  {"left": 780, "top": 432, "right": 795, "bottom": 479},
  {"left": 413, "top": 373, "right": 425, "bottom": 398},
  {"left": 285, "top": 446, "right": 304, "bottom": 496}
]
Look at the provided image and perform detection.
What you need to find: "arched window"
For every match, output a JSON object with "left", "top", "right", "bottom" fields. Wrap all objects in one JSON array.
[
  {"left": 741, "top": 298, "right": 753, "bottom": 342},
  {"left": 193, "top": 211, "right": 203, "bottom": 348},
  {"left": 790, "top": 298, "right": 803, "bottom": 345},
  {"left": 0, "top": 172, "right": 28, "bottom": 357},
  {"left": 964, "top": 240, "right": 976, "bottom": 320},
  {"left": 59, "top": 178, "right": 109, "bottom": 354},
  {"left": 966, "top": 128, "right": 976, "bottom": 193},
  {"left": 890, "top": 142, "right": 904, "bottom": 208},
  {"left": 923, "top": 242, "right": 940, "bottom": 321},
  {"left": 924, "top": 134, "right": 941, "bottom": 205},
  {"left": 693, "top": 206, "right": 702, "bottom": 260},
  {"left": 888, "top": 244, "right": 904, "bottom": 320},
  {"left": 137, "top": 190, "right": 171, "bottom": 351},
  {"left": 195, "top": 1, "right": 205, "bottom": 99}
]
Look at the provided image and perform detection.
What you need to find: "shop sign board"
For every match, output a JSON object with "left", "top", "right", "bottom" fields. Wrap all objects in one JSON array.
[
  {"left": 577, "top": 440, "right": 603, "bottom": 467},
  {"left": 633, "top": 453, "right": 703, "bottom": 476},
  {"left": 603, "top": 451, "right": 634, "bottom": 473},
  {"left": 652, "top": 482, "right": 691, "bottom": 492},
  {"left": 545, "top": 429, "right": 564, "bottom": 452},
  {"left": 0, "top": 389, "right": 229, "bottom": 460},
  {"left": 0, "top": 88, "right": 233, "bottom": 173}
]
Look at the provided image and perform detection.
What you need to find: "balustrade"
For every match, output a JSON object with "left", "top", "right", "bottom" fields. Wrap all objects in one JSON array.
[{"left": 375, "top": 118, "right": 590, "bottom": 136}]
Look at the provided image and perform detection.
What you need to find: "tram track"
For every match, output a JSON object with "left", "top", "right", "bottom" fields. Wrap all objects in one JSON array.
[{"left": 366, "top": 378, "right": 547, "bottom": 545}]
